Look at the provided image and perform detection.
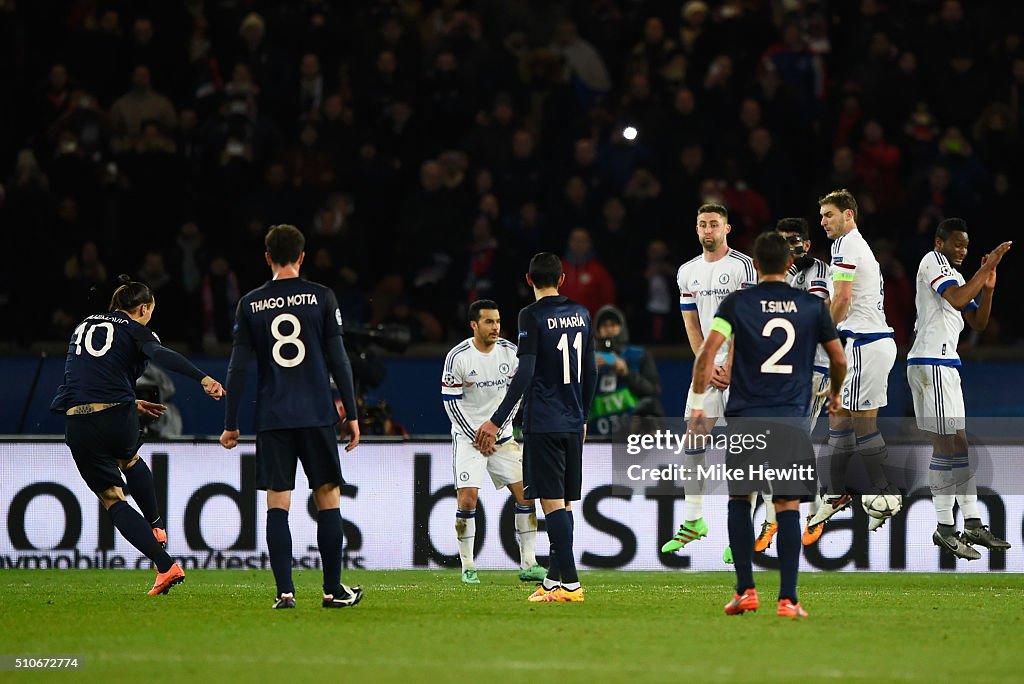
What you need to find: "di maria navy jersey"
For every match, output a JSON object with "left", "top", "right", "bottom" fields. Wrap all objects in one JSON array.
[
  {"left": 51, "top": 311, "right": 207, "bottom": 410},
  {"left": 492, "top": 296, "right": 597, "bottom": 433},
  {"left": 713, "top": 281, "right": 839, "bottom": 417},
  {"left": 226, "top": 278, "right": 353, "bottom": 432}
]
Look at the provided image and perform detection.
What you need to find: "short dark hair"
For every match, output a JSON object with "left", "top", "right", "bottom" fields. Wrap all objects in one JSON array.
[
  {"left": 528, "top": 252, "right": 563, "bottom": 289},
  {"left": 265, "top": 224, "right": 305, "bottom": 265},
  {"left": 818, "top": 189, "right": 858, "bottom": 221},
  {"left": 775, "top": 217, "right": 809, "bottom": 239},
  {"left": 753, "top": 232, "right": 792, "bottom": 276},
  {"left": 109, "top": 274, "right": 154, "bottom": 311},
  {"left": 469, "top": 299, "right": 498, "bottom": 322},
  {"left": 936, "top": 217, "right": 968, "bottom": 241},
  {"left": 697, "top": 203, "right": 728, "bottom": 220}
]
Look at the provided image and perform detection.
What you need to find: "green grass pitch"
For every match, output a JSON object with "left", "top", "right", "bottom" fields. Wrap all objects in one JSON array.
[{"left": 2, "top": 569, "right": 1022, "bottom": 682}]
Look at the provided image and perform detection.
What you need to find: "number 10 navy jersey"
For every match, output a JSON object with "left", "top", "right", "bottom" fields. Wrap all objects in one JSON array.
[
  {"left": 714, "top": 281, "right": 838, "bottom": 417},
  {"left": 233, "top": 278, "right": 344, "bottom": 431}
]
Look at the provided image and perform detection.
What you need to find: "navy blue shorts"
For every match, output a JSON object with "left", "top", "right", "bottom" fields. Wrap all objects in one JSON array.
[
  {"left": 522, "top": 432, "right": 583, "bottom": 501},
  {"left": 65, "top": 402, "right": 139, "bottom": 493},
  {"left": 722, "top": 418, "right": 817, "bottom": 502},
  {"left": 255, "top": 426, "right": 344, "bottom": 491}
]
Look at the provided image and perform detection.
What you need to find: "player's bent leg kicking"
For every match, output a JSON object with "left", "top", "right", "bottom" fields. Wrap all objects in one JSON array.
[{"left": 119, "top": 454, "right": 167, "bottom": 548}]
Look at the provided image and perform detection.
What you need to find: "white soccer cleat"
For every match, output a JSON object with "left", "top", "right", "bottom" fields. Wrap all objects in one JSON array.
[{"left": 807, "top": 494, "right": 852, "bottom": 527}]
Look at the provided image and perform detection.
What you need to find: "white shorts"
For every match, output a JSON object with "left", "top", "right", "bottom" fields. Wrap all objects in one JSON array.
[
  {"left": 453, "top": 434, "right": 523, "bottom": 490},
  {"left": 684, "top": 386, "right": 729, "bottom": 419},
  {"left": 842, "top": 337, "right": 896, "bottom": 411},
  {"left": 808, "top": 368, "right": 830, "bottom": 429},
  {"left": 907, "top": 364, "right": 965, "bottom": 435}
]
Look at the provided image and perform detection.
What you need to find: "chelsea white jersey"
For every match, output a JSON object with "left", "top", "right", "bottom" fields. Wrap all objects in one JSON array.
[
  {"left": 908, "top": 251, "right": 977, "bottom": 365},
  {"left": 677, "top": 248, "right": 757, "bottom": 366},
  {"left": 787, "top": 257, "right": 832, "bottom": 369},
  {"left": 441, "top": 337, "right": 520, "bottom": 441},
  {"left": 830, "top": 228, "right": 892, "bottom": 335}
]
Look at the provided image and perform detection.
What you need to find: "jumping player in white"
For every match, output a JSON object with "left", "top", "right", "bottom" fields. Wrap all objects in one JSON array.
[
  {"left": 907, "top": 218, "right": 1012, "bottom": 559},
  {"left": 662, "top": 203, "right": 756, "bottom": 557},
  {"left": 441, "top": 300, "right": 545, "bottom": 584}
]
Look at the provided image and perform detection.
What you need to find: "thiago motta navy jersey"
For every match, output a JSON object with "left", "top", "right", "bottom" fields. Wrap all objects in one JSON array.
[
  {"left": 226, "top": 278, "right": 355, "bottom": 432},
  {"left": 492, "top": 296, "right": 597, "bottom": 434},
  {"left": 713, "top": 281, "right": 839, "bottom": 417},
  {"left": 51, "top": 311, "right": 206, "bottom": 411}
]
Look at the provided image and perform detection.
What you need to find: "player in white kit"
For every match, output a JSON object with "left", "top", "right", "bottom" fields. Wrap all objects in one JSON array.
[
  {"left": 441, "top": 300, "right": 546, "bottom": 584},
  {"left": 661, "top": 203, "right": 756, "bottom": 555},
  {"left": 809, "top": 189, "right": 898, "bottom": 533},
  {"left": 908, "top": 218, "right": 1012, "bottom": 559}
]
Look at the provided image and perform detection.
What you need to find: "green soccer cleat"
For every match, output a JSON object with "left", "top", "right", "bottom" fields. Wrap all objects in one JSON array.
[
  {"left": 518, "top": 564, "right": 547, "bottom": 581},
  {"left": 461, "top": 569, "right": 481, "bottom": 584},
  {"left": 661, "top": 518, "right": 709, "bottom": 553},
  {"left": 722, "top": 546, "right": 734, "bottom": 564}
]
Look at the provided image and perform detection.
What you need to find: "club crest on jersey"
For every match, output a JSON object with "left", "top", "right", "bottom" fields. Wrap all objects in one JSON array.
[
  {"left": 499, "top": 362, "right": 510, "bottom": 374},
  {"left": 719, "top": 273, "right": 730, "bottom": 284}
]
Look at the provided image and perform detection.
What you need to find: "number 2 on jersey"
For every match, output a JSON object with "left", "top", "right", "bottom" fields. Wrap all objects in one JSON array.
[
  {"left": 271, "top": 313, "right": 306, "bottom": 367},
  {"left": 556, "top": 331, "right": 582, "bottom": 384},
  {"left": 760, "top": 318, "right": 795, "bottom": 374}
]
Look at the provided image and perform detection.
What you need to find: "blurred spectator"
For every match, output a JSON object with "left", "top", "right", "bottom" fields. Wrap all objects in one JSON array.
[
  {"left": 109, "top": 65, "right": 178, "bottom": 153},
  {"left": 589, "top": 305, "right": 663, "bottom": 437},
  {"left": 551, "top": 19, "right": 611, "bottom": 108},
  {"left": 635, "top": 239, "right": 682, "bottom": 345},
  {"left": 200, "top": 256, "right": 240, "bottom": 349},
  {"left": 560, "top": 228, "right": 616, "bottom": 316}
]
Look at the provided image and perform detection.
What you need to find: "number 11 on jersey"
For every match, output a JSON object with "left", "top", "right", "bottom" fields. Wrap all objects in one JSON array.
[{"left": 556, "top": 331, "right": 582, "bottom": 384}]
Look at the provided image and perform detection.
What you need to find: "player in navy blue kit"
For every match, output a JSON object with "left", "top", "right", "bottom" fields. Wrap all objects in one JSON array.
[
  {"left": 219, "top": 224, "right": 362, "bottom": 610},
  {"left": 475, "top": 253, "right": 597, "bottom": 603},
  {"left": 51, "top": 275, "right": 225, "bottom": 596},
  {"left": 687, "top": 233, "right": 846, "bottom": 618}
]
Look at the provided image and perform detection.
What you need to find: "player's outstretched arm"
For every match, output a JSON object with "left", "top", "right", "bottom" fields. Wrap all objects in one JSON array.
[
  {"left": 221, "top": 333, "right": 253, "bottom": 446},
  {"left": 140, "top": 339, "right": 223, "bottom": 397}
]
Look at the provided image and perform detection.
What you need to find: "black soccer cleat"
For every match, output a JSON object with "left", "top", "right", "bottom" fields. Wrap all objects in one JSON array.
[
  {"left": 272, "top": 592, "right": 296, "bottom": 609},
  {"left": 932, "top": 530, "right": 981, "bottom": 561},
  {"left": 962, "top": 525, "right": 1011, "bottom": 550},
  {"left": 322, "top": 584, "right": 363, "bottom": 608}
]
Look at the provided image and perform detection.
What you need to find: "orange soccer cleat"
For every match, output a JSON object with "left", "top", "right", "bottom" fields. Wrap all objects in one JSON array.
[
  {"left": 754, "top": 521, "right": 778, "bottom": 552},
  {"left": 777, "top": 599, "right": 809, "bottom": 618},
  {"left": 148, "top": 563, "right": 185, "bottom": 596},
  {"left": 724, "top": 588, "right": 759, "bottom": 615}
]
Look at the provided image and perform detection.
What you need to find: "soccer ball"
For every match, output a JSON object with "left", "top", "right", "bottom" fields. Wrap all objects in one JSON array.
[{"left": 861, "top": 494, "right": 902, "bottom": 520}]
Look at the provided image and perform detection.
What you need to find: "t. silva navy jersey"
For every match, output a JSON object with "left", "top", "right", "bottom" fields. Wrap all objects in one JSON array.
[
  {"left": 51, "top": 311, "right": 166, "bottom": 410},
  {"left": 232, "top": 278, "right": 344, "bottom": 431},
  {"left": 713, "top": 281, "right": 839, "bottom": 417},
  {"left": 516, "top": 296, "right": 597, "bottom": 433}
]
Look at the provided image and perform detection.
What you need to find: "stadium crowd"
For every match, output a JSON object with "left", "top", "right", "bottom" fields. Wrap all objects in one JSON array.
[{"left": 2, "top": 0, "right": 1023, "bottom": 349}]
